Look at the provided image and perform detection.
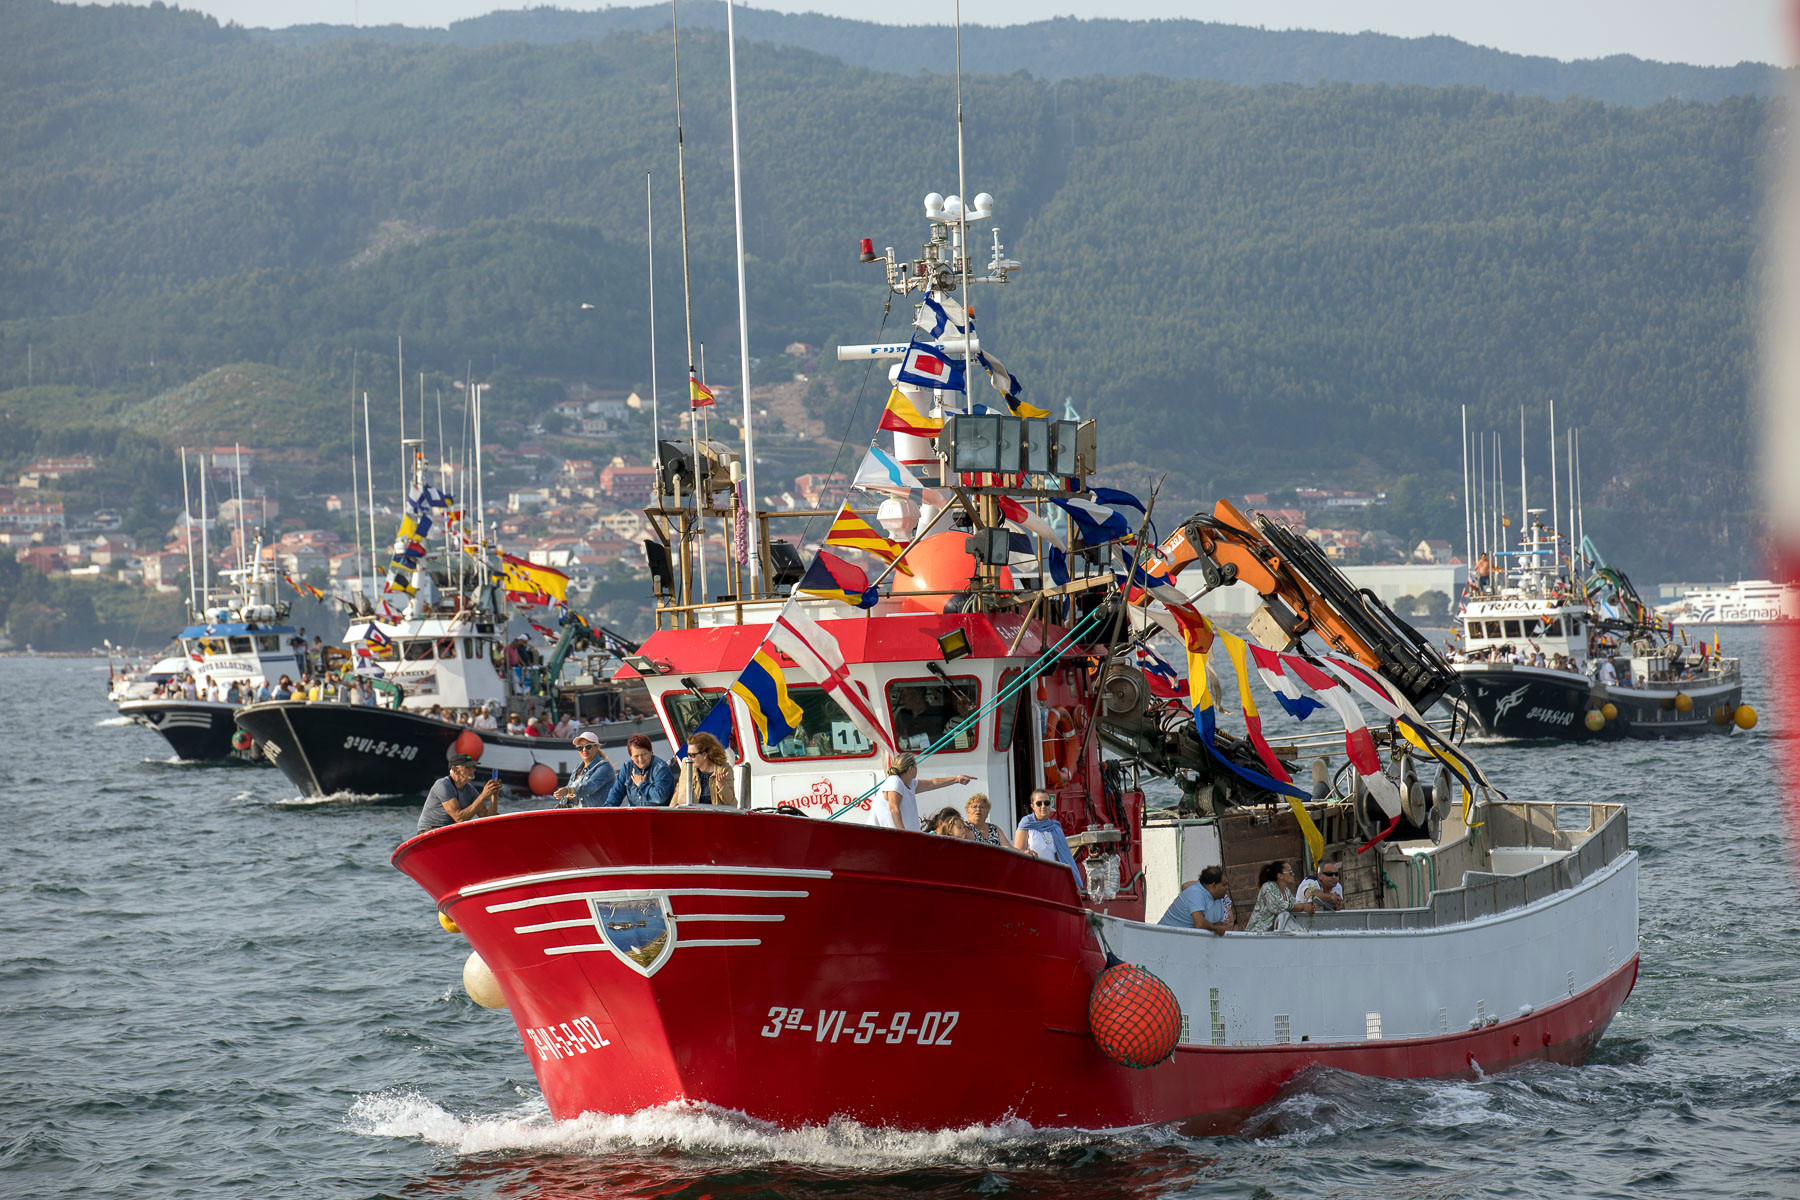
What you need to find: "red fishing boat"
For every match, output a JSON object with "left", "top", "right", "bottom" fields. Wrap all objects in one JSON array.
[{"left": 393, "top": 189, "right": 1639, "bottom": 1133}]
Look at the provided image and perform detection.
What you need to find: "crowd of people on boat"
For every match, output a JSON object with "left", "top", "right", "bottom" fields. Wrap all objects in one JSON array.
[{"left": 1157, "top": 859, "right": 1345, "bottom": 934}]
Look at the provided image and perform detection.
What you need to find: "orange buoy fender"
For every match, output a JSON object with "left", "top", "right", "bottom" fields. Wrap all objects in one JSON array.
[{"left": 1089, "top": 959, "right": 1181, "bottom": 1069}]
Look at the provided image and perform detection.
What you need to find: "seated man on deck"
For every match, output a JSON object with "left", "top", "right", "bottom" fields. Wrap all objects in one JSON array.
[
  {"left": 1157, "top": 865, "right": 1233, "bottom": 935},
  {"left": 417, "top": 752, "right": 500, "bottom": 834}
]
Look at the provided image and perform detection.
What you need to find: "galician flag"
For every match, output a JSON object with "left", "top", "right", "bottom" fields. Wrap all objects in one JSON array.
[{"left": 852, "top": 444, "right": 925, "bottom": 495}]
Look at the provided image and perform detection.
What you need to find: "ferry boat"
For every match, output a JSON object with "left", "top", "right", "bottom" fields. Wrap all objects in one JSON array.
[
  {"left": 236, "top": 449, "right": 664, "bottom": 796},
  {"left": 1452, "top": 530, "right": 1746, "bottom": 740},
  {"left": 1656, "top": 579, "right": 1799, "bottom": 626},
  {"left": 390, "top": 192, "right": 1640, "bottom": 1132},
  {"left": 113, "top": 559, "right": 303, "bottom": 761}
]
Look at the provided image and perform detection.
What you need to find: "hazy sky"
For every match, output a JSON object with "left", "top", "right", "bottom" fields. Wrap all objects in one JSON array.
[{"left": 155, "top": 0, "right": 1791, "bottom": 68}]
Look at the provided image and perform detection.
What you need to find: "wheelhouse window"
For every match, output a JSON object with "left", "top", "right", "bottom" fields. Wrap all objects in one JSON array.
[
  {"left": 994, "top": 670, "right": 1024, "bottom": 751},
  {"left": 434, "top": 638, "right": 458, "bottom": 659},
  {"left": 1484, "top": 621, "right": 1503, "bottom": 639},
  {"left": 662, "top": 689, "right": 742, "bottom": 758},
  {"left": 1503, "top": 619, "right": 1523, "bottom": 639},
  {"left": 256, "top": 634, "right": 281, "bottom": 653},
  {"left": 228, "top": 636, "right": 253, "bottom": 655},
  {"left": 197, "top": 637, "right": 227, "bottom": 656},
  {"left": 887, "top": 676, "right": 980, "bottom": 753},
  {"left": 401, "top": 640, "right": 435, "bottom": 662},
  {"left": 1540, "top": 617, "right": 1564, "bottom": 637},
  {"left": 758, "top": 685, "right": 877, "bottom": 759}
]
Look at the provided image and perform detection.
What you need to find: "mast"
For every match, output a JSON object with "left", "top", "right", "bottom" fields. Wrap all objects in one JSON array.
[
  {"left": 364, "top": 393, "right": 378, "bottom": 612},
  {"left": 670, "top": 0, "right": 705, "bottom": 612},
  {"left": 233, "top": 443, "right": 248, "bottom": 590},
  {"left": 1495, "top": 431, "right": 1505, "bottom": 567},
  {"left": 349, "top": 353, "right": 362, "bottom": 608},
  {"left": 724, "top": 0, "right": 761, "bottom": 596},
  {"left": 1460, "top": 404, "right": 1472, "bottom": 577},
  {"left": 646, "top": 172, "right": 662, "bottom": 503},
  {"left": 1549, "top": 399, "right": 1560, "bottom": 576},
  {"left": 1574, "top": 427, "right": 1585, "bottom": 561},
  {"left": 1567, "top": 426, "right": 1577, "bottom": 574},
  {"left": 180, "top": 447, "right": 196, "bottom": 615},
  {"left": 954, "top": 0, "right": 972, "bottom": 351},
  {"left": 198, "top": 451, "right": 211, "bottom": 610},
  {"left": 1518, "top": 406, "right": 1529, "bottom": 572}
]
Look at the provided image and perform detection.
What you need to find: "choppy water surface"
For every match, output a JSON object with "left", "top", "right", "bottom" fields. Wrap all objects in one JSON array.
[{"left": 2, "top": 632, "right": 1796, "bottom": 1199}]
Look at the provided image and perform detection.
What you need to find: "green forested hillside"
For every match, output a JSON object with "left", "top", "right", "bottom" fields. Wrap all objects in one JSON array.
[
  {"left": 0, "top": 0, "right": 1771, "bottom": 582},
  {"left": 256, "top": 3, "right": 1785, "bottom": 108}
]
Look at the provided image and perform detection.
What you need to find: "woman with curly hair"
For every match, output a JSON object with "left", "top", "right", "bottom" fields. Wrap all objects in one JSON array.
[{"left": 672, "top": 730, "right": 737, "bottom": 808}]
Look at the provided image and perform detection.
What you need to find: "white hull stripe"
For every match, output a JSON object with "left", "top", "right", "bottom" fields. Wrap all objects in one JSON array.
[
  {"left": 460, "top": 863, "right": 832, "bottom": 900},
  {"left": 545, "top": 938, "right": 762, "bottom": 955},
  {"left": 512, "top": 911, "right": 786, "bottom": 935},
  {"left": 488, "top": 886, "right": 811, "bottom": 914}
]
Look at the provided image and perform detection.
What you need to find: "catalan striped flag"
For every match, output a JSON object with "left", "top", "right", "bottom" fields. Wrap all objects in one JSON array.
[
  {"left": 824, "top": 503, "right": 914, "bottom": 577},
  {"left": 796, "top": 550, "right": 879, "bottom": 609},
  {"left": 689, "top": 368, "right": 715, "bottom": 409},
  {"left": 877, "top": 388, "right": 943, "bottom": 438},
  {"left": 731, "top": 648, "right": 804, "bottom": 750}
]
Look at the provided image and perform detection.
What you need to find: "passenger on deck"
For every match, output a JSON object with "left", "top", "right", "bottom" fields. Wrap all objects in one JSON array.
[
  {"left": 1290, "top": 862, "right": 1344, "bottom": 930},
  {"left": 471, "top": 707, "right": 498, "bottom": 732},
  {"left": 1245, "top": 861, "right": 1314, "bottom": 932},
  {"left": 605, "top": 733, "right": 676, "bottom": 807},
  {"left": 1596, "top": 658, "right": 1619, "bottom": 688},
  {"left": 1157, "top": 865, "right": 1232, "bottom": 935},
  {"left": 506, "top": 713, "right": 527, "bottom": 737},
  {"left": 924, "top": 807, "right": 975, "bottom": 839},
  {"left": 874, "top": 754, "right": 972, "bottom": 831},
  {"left": 671, "top": 732, "right": 737, "bottom": 807},
  {"left": 964, "top": 793, "right": 1005, "bottom": 846},
  {"left": 272, "top": 676, "right": 293, "bottom": 701},
  {"left": 554, "top": 730, "right": 615, "bottom": 808},
  {"left": 417, "top": 751, "right": 500, "bottom": 833},
  {"left": 1015, "top": 790, "right": 1084, "bottom": 889}
]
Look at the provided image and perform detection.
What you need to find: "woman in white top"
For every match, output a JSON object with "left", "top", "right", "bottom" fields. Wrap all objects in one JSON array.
[{"left": 878, "top": 754, "right": 972, "bottom": 831}]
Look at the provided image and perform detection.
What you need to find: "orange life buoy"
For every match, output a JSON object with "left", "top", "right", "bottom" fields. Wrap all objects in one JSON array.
[{"left": 1041, "top": 706, "right": 1080, "bottom": 787}]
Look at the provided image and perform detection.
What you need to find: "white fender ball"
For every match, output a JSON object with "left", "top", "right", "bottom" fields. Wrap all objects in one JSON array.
[{"left": 463, "top": 950, "right": 508, "bottom": 1010}]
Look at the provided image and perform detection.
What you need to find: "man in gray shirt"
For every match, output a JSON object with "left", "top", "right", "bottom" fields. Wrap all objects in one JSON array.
[{"left": 417, "top": 752, "right": 500, "bottom": 833}]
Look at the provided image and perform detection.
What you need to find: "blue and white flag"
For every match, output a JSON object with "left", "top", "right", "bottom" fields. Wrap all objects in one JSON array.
[
  {"left": 895, "top": 339, "right": 966, "bottom": 392},
  {"left": 851, "top": 444, "right": 925, "bottom": 494},
  {"left": 1051, "top": 495, "right": 1133, "bottom": 545},
  {"left": 915, "top": 294, "right": 966, "bottom": 340}
]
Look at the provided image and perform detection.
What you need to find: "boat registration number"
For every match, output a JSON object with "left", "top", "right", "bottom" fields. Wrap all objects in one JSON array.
[
  {"left": 758, "top": 1006, "right": 958, "bottom": 1046},
  {"left": 524, "top": 1016, "right": 611, "bottom": 1061},
  {"left": 341, "top": 736, "right": 421, "bottom": 759}
]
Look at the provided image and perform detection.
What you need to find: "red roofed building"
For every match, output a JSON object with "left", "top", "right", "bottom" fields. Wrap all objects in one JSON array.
[{"left": 599, "top": 464, "right": 657, "bottom": 505}]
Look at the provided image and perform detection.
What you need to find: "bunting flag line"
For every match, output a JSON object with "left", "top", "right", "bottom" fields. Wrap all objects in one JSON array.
[
  {"left": 1247, "top": 643, "right": 1325, "bottom": 720},
  {"left": 1278, "top": 655, "right": 1383, "bottom": 777},
  {"left": 765, "top": 598, "right": 898, "bottom": 760},
  {"left": 824, "top": 503, "right": 915, "bottom": 577},
  {"left": 895, "top": 339, "right": 966, "bottom": 392},
  {"left": 730, "top": 648, "right": 804, "bottom": 750},
  {"left": 1218, "top": 630, "right": 1326, "bottom": 864},
  {"left": 996, "top": 496, "right": 1064, "bottom": 548},
  {"left": 1185, "top": 642, "right": 1317, "bottom": 820},
  {"left": 281, "top": 572, "right": 325, "bottom": 602},
  {"left": 529, "top": 621, "right": 557, "bottom": 642},
  {"left": 877, "top": 388, "right": 944, "bottom": 438},
  {"left": 1121, "top": 553, "right": 1188, "bottom": 607},
  {"left": 689, "top": 368, "right": 716, "bottom": 409},
  {"left": 916, "top": 293, "right": 966, "bottom": 339},
  {"left": 796, "top": 550, "right": 880, "bottom": 610},
  {"left": 1144, "top": 597, "right": 1215, "bottom": 653},
  {"left": 851, "top": 444, "right": 926, "bottom": 494},
  {"left": 346, "top": 622, "right": 392, "bottom": 648}
]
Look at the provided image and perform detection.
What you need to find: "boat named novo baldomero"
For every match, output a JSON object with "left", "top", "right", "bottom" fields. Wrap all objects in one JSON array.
[{"left": 394, "top": 192, "right": 1638, "bottom": 1131}]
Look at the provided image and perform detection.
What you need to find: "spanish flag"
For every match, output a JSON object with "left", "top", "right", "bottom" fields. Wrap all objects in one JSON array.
[
  {"left": 689, "top": 368, "right": 715, "bottom": 409},
  {"left": 731, "top": 648, "right": 804, "bottom": 749},
  {"left": 824, "top": 503, "right": 914, "bottom": 577},
  {"left": 877, "top": 388, "right": 943, "bottom": 438}
]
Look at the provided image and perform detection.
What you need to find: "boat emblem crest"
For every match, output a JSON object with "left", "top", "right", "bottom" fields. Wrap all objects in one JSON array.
[
  {"left": 1492, "top": 685, "right": 1530, "bottom": 720},
  {"left": 590, "top": 895, "right": 675, "bottom": 977}
]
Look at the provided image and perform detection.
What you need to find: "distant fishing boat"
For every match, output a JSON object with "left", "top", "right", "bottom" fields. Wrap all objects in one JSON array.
[{"left": 1448, "top": 411, "right": 1751, "bottom": 739}]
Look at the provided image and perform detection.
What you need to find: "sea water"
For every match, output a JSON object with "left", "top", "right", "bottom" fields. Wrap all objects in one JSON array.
[{"left": 2, "top": 632, "right": 1795, "bottom": 1199}]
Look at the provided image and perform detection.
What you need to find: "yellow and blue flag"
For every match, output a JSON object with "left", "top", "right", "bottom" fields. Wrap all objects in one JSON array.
[{"left": 731, "top": 649, "right": 804, "bottom": 749}]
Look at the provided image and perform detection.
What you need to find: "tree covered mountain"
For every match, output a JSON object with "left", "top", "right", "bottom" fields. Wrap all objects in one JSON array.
[
  {"left": 254, "top": 2, "right": 1786, "bottom": 108},
  {"left": 0, "top": 0, "right": 1773, "bottom": 582}
]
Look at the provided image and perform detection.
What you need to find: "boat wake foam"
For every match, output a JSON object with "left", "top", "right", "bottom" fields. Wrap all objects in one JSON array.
[
  {"left": 344, "top": 1088, "right": 1146, "bottom": 1168},
  {"left": 95, "top": 715, "right": 135, "bottom": 727},
  {"left": 268, "top": 789, "right": 404, "bottom": 807}
]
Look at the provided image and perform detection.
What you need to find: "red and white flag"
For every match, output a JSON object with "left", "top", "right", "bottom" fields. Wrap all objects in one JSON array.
[{"left": 765, "top": 599, "right": 898, "bottom": 760}]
